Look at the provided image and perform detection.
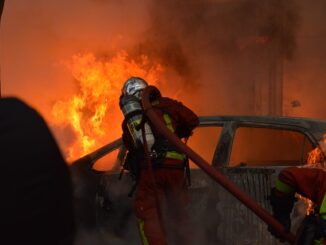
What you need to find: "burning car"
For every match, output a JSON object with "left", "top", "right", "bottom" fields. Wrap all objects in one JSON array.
[{"left": 71, "top": 115, "right": 326, "bottom": 244}]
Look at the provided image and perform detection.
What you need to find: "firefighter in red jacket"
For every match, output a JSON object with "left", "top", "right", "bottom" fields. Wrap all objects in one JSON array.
[
  {"left": 269, "top": 166, "right": 326, "bottom": 244},
  {"left": 119, "top": 77, "right": 199, "bottom": 245}
]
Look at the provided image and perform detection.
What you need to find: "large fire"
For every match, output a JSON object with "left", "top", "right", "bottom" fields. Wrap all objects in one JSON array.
[{"left": 51, "top": 50, "right": 165, "bottom": 162}]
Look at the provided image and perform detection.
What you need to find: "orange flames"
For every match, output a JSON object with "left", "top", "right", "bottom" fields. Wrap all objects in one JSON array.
[
  {"left": 306, "top": 133, "right": 326, "bottom": 167},
  {"left": 307, "top": 146, "right": 325, "bottom": 166},
  {"left": 51, "top": 50, "right": 165, "bottom": 162},
  {"left": 298, "top": 137, "right": 326, "bottom": 215}
]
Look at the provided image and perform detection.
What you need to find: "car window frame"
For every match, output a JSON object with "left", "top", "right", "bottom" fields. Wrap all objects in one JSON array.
[{"left": 220, "top": 122, "right": 318, "bottom": 167}]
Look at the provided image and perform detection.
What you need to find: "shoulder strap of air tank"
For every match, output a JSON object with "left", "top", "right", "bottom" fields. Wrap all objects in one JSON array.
[{"left": 134, "top": 112, "right": 148, "bottom": 131}]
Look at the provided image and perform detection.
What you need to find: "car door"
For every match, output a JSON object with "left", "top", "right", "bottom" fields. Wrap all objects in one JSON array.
[{"left": 213, "top": 123, "right": 315, "bottom": 244}]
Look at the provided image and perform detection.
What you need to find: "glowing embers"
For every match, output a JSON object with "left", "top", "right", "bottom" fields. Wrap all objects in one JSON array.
[
  {"left": 52, "top": 51, "right": 164, "bottom": 162},
  {"left": 295, "top": 194, "right": 314, "bottom": 216}
]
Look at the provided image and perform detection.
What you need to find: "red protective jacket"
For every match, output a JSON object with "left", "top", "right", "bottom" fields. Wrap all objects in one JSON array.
[
  {"left": 274, "top": 167, "right": 326, "bottom": 244},
  {"left": 122, "top": 96, "right": 199, "bottom": 245},
  {"left": 278, "top": 167, "right": 326, "bottom": 208}
]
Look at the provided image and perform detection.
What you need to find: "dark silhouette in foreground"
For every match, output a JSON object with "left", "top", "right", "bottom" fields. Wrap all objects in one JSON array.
[{"left": 0, "top": 97, "right": 75, "bottom": 245}]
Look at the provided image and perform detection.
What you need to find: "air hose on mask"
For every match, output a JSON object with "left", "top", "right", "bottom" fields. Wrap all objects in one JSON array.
[{"left": 141, "top": 86, "right": 296, "bottom": 244}]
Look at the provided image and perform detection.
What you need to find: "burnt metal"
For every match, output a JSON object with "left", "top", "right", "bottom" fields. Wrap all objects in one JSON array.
[{"left": 213, "top": 121, "right": 237, "bottom": 167}]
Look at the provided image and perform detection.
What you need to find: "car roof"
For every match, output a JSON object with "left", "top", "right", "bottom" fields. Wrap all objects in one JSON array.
[
  {"left": 199, "top": 115, "right": 326, "bottom": 141},
  {"left": 72, "top": 115, "right": 326, "bottom": 166}
]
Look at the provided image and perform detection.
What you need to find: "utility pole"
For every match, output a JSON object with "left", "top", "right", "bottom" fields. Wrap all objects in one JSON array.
[
  {"left": 253, "top": 0, "right": 285, "bottom": 116},
  {"left": 0, "top": 0, "right": 5, "bottom": 98},
  {"left": 268, "top": 34, "right": 284, "bottom": 116}
]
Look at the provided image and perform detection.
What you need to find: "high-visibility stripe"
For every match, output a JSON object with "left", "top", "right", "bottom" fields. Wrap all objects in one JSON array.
[
  {"left": 162, "top": 114, "right": 186, "bottom": 161},
  {"left": 314, "top": 238, "right": 324, "bottom": 245},
  {"left": 138, "top": 219, "right": 149, "bottom": 245},
  {"left": 275, "top": 179, "right": 295, "bottom": 194},
  {"left": 127, "top": 118, "right": 142, "bottom": 144},
  {"left": 163, "top": 114, "right": 174, "bottom": 132},
  {"left": 166, "top": 151, "right": 185, "bottom": 161},
  {"left": 130, "top": 118, "right": 142, "bottom": 128},
  {"left": 320, "top": 195, "right": 326, "bottom": 220}
]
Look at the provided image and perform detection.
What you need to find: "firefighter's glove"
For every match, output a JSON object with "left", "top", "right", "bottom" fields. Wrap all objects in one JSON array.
[
  {"left": 297, "top": 215, "right": 323, "bottom": 244},
  {"left": 268, "top": 188, "right": 295, "bottom": 242},
  {"left": 316, "top": 218, "right": 326, "bottom": 241}
]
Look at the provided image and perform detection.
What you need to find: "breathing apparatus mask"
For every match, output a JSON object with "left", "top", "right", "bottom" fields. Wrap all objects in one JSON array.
[{"left": 119, "top": 77, "right": 155, "bottom": 151}]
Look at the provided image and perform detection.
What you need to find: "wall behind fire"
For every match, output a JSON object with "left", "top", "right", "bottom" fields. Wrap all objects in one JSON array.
[{"left": 283, "top": 1, "right": 326, "bottom": 119}]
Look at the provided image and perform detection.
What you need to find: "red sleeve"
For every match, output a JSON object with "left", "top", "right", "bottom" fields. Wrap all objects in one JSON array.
[
  {"left": 170, "top": 99, "right": 199, "bottom": 131},
  {"left": 153, "top": 97, "right": 199, "bottom": 138},
  {"left": 279, "top": 167, "right": 326, "bottom": 206}
]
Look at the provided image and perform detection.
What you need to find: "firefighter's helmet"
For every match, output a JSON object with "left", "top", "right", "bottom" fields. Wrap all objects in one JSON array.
[{"left": 122, "top": 77, "right": 148, "bottom": 97}]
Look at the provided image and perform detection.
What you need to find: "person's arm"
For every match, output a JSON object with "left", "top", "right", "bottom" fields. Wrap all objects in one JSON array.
[
  {"left": 268, "top": 167, "right": 297, "bottom": 241},
  {"left": 278, "top": 167, "right": 326, "bottom": 203},
  {"left": 160, "top": 98, "right": 199, "bottom": 138}
]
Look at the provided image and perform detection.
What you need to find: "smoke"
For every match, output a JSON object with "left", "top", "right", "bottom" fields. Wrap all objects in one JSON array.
[
  {"left": 282, "top": 0, "right": 326, "bottom": 119},
  {"left": 1, "top": 0, "right": 150, "bottom": 116},
  {"left": 132, "top": 0, "right": 302, "bottom": 115},
  {"left": 1, "top": 0, "right": 304, "bottom": 139},
  {"left": 1, "top": 0, "right": 303, "bottom": 118}
]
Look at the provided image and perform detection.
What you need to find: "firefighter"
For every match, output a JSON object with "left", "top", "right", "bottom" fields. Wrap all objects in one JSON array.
[
  {"left": 119, "top": 77, "right": 199, "bottom": 245},
  {"left": 268, "top": 166, "right": 326, "bottom": 244}
]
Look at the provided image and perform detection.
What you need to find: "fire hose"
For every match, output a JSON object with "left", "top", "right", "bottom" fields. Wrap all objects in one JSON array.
[
  {"left": 141, "top": 86, "right": 296, "bottom": 244},
  {"left": 140, "top": 122, "right": 168, "bottom": 244}
]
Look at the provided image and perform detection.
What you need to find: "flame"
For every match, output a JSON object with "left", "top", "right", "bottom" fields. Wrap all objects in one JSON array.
[
  {"left": 51, "top": 50, "right": 165, "bottom": 162},
  {"left": 299, "top": 138, "right": 326, "bottom": 215},
  {"left": 307, "top": 147, "right": 324, "bottom": 166}
]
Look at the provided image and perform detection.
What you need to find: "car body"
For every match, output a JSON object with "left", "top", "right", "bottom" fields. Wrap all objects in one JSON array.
[{"left": 71, "top": 115, "right": 326, "bottom": 244}]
